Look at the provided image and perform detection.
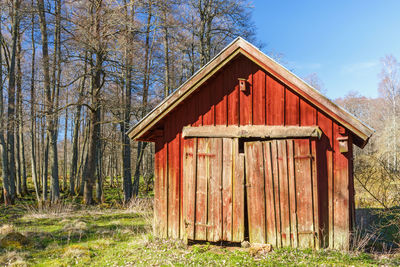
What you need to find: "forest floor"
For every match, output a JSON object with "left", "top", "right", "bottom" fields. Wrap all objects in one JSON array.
[{"left": 0, "top": 187, "right": 399, "bottom": 266}]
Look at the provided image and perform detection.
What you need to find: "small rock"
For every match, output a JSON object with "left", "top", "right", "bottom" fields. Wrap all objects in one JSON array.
[
  {"left": 0, "top": 232, "right": 30, "bottom": 249},
  {"left": 241, "top": 240, "right": 251, "bottom": 248}
]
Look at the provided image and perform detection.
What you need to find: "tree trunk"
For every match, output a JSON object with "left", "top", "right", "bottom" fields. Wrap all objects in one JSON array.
[
  {"left": 37, "top": 0, "right": 60, "bottom": 203},
  {"left": 30, "top": 2, "right": 40, "bottom": 202},
  {"left": 78, "top": 119, "right": 89, "bottom": 195},
  {"left": 0, "top": 7, "right": 11, "bottom": 205},
  {"left": 132, "top": 0, "right": 152, "bottom": 197},
  {"left": 121, "top": 0, "right": 134, "bottom": 203},
  {"left": 6, "top": 0, "right": 21, "bottom": 203},
  {"left": 84, "top": 103, "right": 101, "bottom": 204},
  {"left": 162, "top": 6, "right": 170, "bottom": 98},
  {"left": 42, "top": 136, "right": 49, "bottom": 200},
  {"left": 70, "top": 53, "right": 87, "bottom": 195},
  {"left": 63, "top": 94, "right": 68, "bottom": 192},
  {"left": 15, "top": 28, "right": 23, "bottom": 196},
  {"left": 83, "top": 0, "right": 105, "bottom": 205}
]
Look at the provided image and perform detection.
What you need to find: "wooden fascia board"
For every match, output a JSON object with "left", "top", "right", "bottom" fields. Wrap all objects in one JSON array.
[
  {"left": 127, "top": 46, "right": 242, "bottom": 140},
  {"left": 183, "top": 125, "right": 322, "bottom": 139}
]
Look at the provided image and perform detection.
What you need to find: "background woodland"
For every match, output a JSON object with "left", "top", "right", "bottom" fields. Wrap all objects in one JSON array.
[{"left": 0, "top": 0, "right": 399, "bottom": 216}]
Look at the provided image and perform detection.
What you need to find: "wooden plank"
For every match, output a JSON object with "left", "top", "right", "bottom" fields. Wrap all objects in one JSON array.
[
  {"left": 264, "top": 141, "right": 277, "bottom": 247},
  {"left": 183, "top": 125, "right": 322, "bottom": 139},
  {"left": 285, "top": 88, "right": 299, "bottom": 125},
  {"left": 183, "top": 138, "right": 197, "bottom": 240},
  {"left": 207, "top": 138, "right": 223, "bottom": 241},
  {"left": 160, "top": 139, "right": 168, "bottom": 238},
  {"left": 245, "top": 141, "right": 266, "bottom": 243},
  {"left": 193, "top": 91, "right": 202, "bottom": 127},
  {"left": 153, "top": 140, "right": 162, "bottom": 237},
  {"left": 239, "top": 56, "right": 253, "bottom": 125},
  {"left": 277, "top": 140, "right": 291, "bottom": 247},
  {"left": 167, "top": 118, "right": 180, "bottom": 239},
  {"left": 179, "top": 132, "right": 184, "bottom": 239},
  {"left": 266, "top": 75, "right": 285, "bottom": 125},
  {"left": 294, "top": 139, "right": 314, "bottom": 248},
  {"left": 203, "top": 81, "right": 214, "bottom": 126},
  {"left": 348, "top": 134, "right": 355, "bottom": 234},
  {"left": 232, "top": 138, "right": 245, "bottom": 242},
  {"left": 317, "top": 111, "right": 333, "bottom": 248},
  {"left": 252, "top": 66, "right": 266, "bottom": 125},
  {"left": 310, "top": 139, "right": 320, "bottom": 249},
  {"left": 227, "top": 59, "right": 239, "bottom": 125},
  {"left": 222, "top": 138, "right": 233, "bottom": 241},
  {"left": 215, "top": 71, "right": 226, "bottom": 125},
  {"left": 300, "top": 99, "right": 316, "bottom": 126},
  {"left": 287, "top": 139, "right": 298, "bottom": 247},
  {"left": 195, "top": 138, "right": 209, "bottom": 240},
  {"left": 271, "top": 140, "right": 282, "bottom": 247},
  {"left": 333, "top": 123, "right": 350, "bottom": 250}
]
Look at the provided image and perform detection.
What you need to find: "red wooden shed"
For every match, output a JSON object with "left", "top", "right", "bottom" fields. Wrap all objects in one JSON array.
[{"left": 127, "top": 37, "right": 373, "bottom": 249}]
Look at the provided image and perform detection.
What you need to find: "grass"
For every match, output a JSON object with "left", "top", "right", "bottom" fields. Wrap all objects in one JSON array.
[{"left": 0, "top": 183, "right": 399, "bottom": 266}]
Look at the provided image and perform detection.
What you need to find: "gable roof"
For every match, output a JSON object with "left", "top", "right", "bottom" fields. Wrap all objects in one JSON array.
[{"left": 127, "top": 37, "right": 373, "bottom": 147}]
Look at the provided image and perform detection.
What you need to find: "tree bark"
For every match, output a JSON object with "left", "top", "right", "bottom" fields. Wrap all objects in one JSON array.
[
  {"left": 63, "top": 93, "right": 68, "bottom": 192},
  {"left": 132, "top": 0, "right": 152, "bottom": 197},
  {"left": 6, "top": 0, "right": 21, "bottom": 203},
  {"left": 0, "top": 6, "right": 11, "bottom": 205},
  {"left": 162, "top": 4, "right": 170, "bottom": 98},
  {"left": 37, "top": 0, "right": 60, "bottom": 203},
  {"left": 15, "top": 28, "right": 22, "bottom": 196},
  {"left": 121, "top": 0, "right": 133, "bottom": 204},
  {"left": 70, "top": 53, "right": 87, "bottom": 195},
  {"left": 83, "top": 0, "right": 105, "bottom": 205},
  {"left": 30, "top": 1, "right": 40, "bottom": 202}
]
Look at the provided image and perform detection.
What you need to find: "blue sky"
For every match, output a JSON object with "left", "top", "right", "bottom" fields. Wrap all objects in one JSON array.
[{"left": 251, "top": 0, "right": 400, "bottom": 99}]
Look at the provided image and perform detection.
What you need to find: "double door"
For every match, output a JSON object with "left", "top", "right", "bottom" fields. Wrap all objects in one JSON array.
[{"left": 183, "top": 137, "right": 320, "bottom": 248}]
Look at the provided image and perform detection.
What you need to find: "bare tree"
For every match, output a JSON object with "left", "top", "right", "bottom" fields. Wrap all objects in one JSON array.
[
  {"left": 0, "top": 4, "right": 11, "bottom": 205},
  {"left": 37, "top": 0, "right": 60, "bottom": 202},
  {"left": 6, "top": 0, "right": 21, "bottom": 203},
  {"left": 30, "top": 0, "right": 40, "bottom": 203}
]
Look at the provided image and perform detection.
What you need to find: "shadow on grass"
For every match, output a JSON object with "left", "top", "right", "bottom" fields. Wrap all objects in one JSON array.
[{"left": 14, "top": 212, "right": 151, "bottom": 251}]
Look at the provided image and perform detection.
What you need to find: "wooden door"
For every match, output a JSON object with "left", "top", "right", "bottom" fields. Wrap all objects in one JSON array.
[
  {"left": 183, "top": 137, "right": 245, "bottom": 242},
  {"left": 245, "top": 138, "right": 320, "bottom": 248}
]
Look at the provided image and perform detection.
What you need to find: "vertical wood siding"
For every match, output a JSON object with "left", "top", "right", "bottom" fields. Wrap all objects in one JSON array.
[
  {"left": 245, "top": 139, "right": 320, "bottom": 248},
  {"left": 153, "top": 54, "right": 353, "bottom": 249}
]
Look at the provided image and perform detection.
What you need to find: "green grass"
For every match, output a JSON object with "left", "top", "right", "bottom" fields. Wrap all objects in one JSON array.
[
  {"left": 0, "top": 204, "right": 399, "bottom": 266},
  {"left": 0, "top": 182, "right": 399, "bottom": 266}
]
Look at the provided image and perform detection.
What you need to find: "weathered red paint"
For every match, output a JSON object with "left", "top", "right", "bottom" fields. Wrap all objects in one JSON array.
[{"left": 145, "top": 53, "right": 359, "bottom": 249}]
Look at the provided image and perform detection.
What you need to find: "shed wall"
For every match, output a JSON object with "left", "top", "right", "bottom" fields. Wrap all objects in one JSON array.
[{"left": 153, "top": 54, "right": 354, "bottom": 249}]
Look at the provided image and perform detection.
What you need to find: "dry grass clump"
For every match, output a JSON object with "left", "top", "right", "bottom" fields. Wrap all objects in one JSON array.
[
  {"left": 63, "top": 220, "right": 88, "bottom": 241},
  {"left": 0, "top": 251, "right": 28, "bottom": 266},
  {"left": 0, "top": 224, "right": 16, "bottom": 236},
  {"left": 351, "top": 227, "right": 379, "bottom": 252},
  {"left": 23, "top": 201, "right": 76, "bottom": 219},
  {"left": 62, "top": 244, "right": 91, "bottom": 259},
  {"left": 126, "top": 197, "right": 153, "bottom": 213}
]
